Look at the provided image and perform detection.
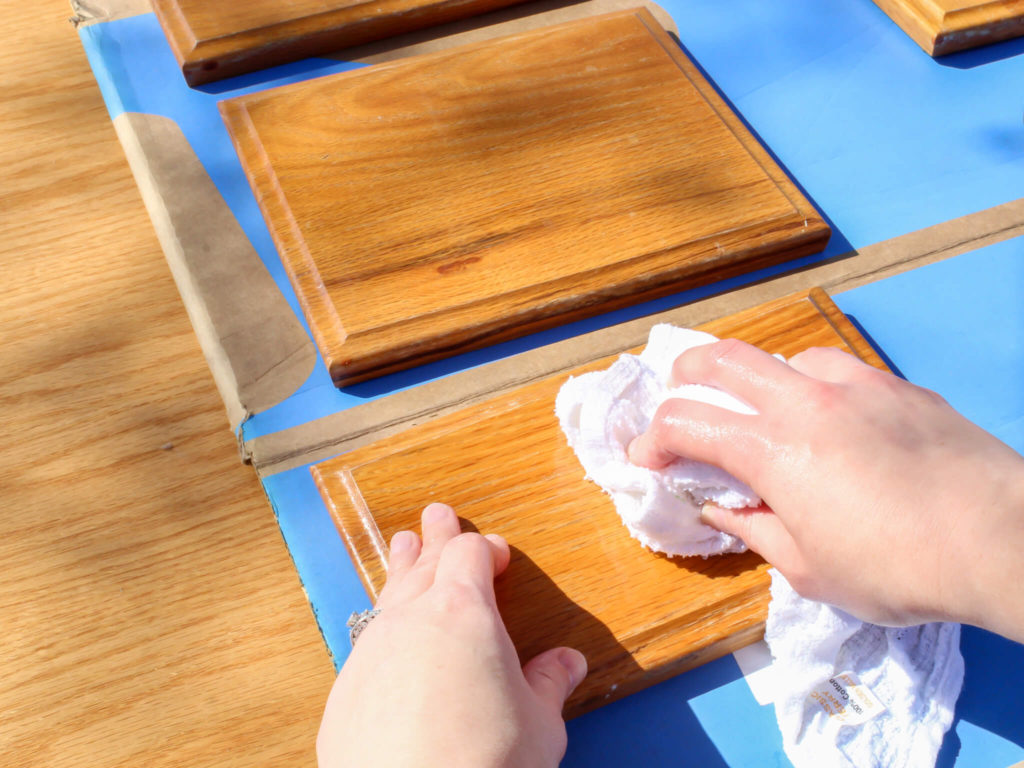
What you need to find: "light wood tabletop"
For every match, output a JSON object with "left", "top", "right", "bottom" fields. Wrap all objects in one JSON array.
[{"left": 0, "top": 4, "right": 335, "bottom": 766}]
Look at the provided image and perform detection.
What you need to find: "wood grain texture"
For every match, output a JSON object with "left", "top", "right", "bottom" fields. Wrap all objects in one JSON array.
[
  {"left": 312, "top": 288, "right": 888, "bottom": 717},
  {"left": 222, "top": 8, "right": 831, "bottom": 388},
  {"left": 870, "top": 0, "right": 1024, "bottom": 55},
  {"left": 1, "top": 5, "right": 333, "bottom": 765},
  {"left": 152, "top": 0, "right": 531, "bottom": 85}
]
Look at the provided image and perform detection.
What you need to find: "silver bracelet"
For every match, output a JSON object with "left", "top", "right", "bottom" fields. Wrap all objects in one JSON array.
[{"left": 347, "top": 608, "right": 381, "bottom": 646}]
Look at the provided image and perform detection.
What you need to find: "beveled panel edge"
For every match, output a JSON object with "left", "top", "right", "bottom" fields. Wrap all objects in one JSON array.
[
  {"left": 871, "top": 0, "right": 1024, "bottom": 55},
  {"left": 249, "top": 196, "right": 1024, "bottom": 473},
  {"left": 223, "top": 8, "right": 831, "bottom": 388}
]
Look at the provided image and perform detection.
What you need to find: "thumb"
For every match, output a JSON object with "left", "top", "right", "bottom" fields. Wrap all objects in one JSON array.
[
  {"left": 523, "top": 647, "right": 587, "bottom": 711},
  {"left": 700, "top": 503, "right": 799, "bottom": 569}
]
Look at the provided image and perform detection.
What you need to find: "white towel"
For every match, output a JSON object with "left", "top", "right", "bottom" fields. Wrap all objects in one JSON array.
[
  {"left": 555, "top": 323, "right": 964, "bottom": 767},
  {"left": 767, "top": 570, "right": 963, "bottom": 768},
  {"left": 554, "top": 324, "right": 760, "bottom": 557}
]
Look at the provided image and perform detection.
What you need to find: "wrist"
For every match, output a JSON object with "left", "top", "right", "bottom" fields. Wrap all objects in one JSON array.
[{"left": 947, "top": 463, "right": 1024, "bottom": 643}]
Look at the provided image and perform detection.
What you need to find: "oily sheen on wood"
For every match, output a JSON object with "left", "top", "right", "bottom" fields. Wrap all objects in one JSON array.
[
  {"left": 870, "top": 0, "right": 1024, "bottom": 55},
  {"left": 151, "top": 0, "right": 529, "bottom": 85},
  {"left": 221, "top": 9, "right": 830, "bottom": 388},
  {"left": 312, "top": 288, "right": 888, "bottom": 717}
]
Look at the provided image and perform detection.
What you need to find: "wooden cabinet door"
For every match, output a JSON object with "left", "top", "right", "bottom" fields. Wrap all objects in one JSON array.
[
  {"left": 222, "top": 9, "right": 830, "bottom": 387},
  {"left": 313, "top": 288, "right": 887, "bottom": 716}
]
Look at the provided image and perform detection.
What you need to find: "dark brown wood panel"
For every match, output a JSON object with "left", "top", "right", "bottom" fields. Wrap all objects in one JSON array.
[
  {"left": 222, "top": 9, "right": 830, "bottom": 387},
  {"left": 152, "top": 0, "right": 531, "bottom": 85},
  {"left": 870, "top": 0, "right": 1024, "bottom": 55},
  {"left": 312, "top": 288, "right": 887, "bottom": 717}
]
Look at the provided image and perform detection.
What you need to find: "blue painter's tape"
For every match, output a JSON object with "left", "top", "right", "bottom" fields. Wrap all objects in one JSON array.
[
  {"left": 262, "top": 463, "right": 368, "bottom": 670},
  {"left": 835, "top": 236, "right": 1024, "bottom": 452},
  {"left": 662, "top": 0, "right": 1024, "bottom": 248},
  {"left": 951, "top": 627, "right": 1024, "bottom": 764},
  {"left": 567, "top": 654, "right": 786, "bottom": 767}
]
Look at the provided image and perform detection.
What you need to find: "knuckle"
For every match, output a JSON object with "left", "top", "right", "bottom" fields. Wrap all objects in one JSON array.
[
  {"left": 446, "top": 531, "right": 489, "bottom": 554},
  {"left": 789, "top": 346, "right": 831, "bottom": 365},
  {"left": 918, "top": 385, "right": 949, "bottom": 406},
  {"left": 429, "top": 583, "right": 494, "bottom": 633},
  {"left": 675, "top": 338, "right": 748, "bottom": 381},
  {"left": 707, "top": 338, "right": 749, "bottom": 366},
  {"left": 651, "top": 398, "right": 686, "bottom": 432},
  {"left": 800, "top": 375, "right": 848, "bottom": 413}
]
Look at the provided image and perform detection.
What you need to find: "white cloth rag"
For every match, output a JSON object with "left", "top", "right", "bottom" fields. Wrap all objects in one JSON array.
[
  {"left": 767, "top": 570, "right": 963, "bottom": 768},
  {"left": 555, "top": 324, "right": 760, "bottom": 557},
  {"left": 555, "top": 323, "right": 964, "bottom": 767}
]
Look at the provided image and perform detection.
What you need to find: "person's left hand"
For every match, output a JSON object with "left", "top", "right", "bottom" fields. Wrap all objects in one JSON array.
[{"left": 317, "top": 502, "right": 587, "bottom": 768}]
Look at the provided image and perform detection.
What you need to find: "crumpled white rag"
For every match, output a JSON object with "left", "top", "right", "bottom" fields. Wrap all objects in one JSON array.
[
  {"left": 555, "top": 323, "right": 964, "bottom": 767},
  {"left": 555, "top": 324, "right": 759, "bottom": 557},
  {"left": 767, "top": 570, "right": 963, "bottom": 768}
]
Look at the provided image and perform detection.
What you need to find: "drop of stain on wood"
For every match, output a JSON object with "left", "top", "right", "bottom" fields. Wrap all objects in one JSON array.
[
  {"left": 438, "top": 256, "right": 481, "bottom": 275},
  {"left": 160, "top": 442, "right": 174, "bottom": 451}
]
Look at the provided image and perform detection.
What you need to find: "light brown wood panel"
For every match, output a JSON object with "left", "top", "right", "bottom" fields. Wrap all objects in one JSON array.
[
  {"left": 152, "top": 0, "right": 532, "bottom": 85},
  {"left": 1, "top": 5, "right": 333, "bottom": 766},
  {"left": 870, "top": 0, "right": 1024, "bottom": 55},
  {"left": 313, "top": 288, "right": 887, "bottom": 717},
  {"left": 222, "top": 8, "right": 830, "bottom": 388}
]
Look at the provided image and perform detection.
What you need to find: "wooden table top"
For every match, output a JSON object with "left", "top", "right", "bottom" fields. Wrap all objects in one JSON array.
[{"left": 0, "top": 4, "right": 334, "bottom": 766}]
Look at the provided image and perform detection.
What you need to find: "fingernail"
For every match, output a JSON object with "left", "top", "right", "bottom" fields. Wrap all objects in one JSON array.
[
  {"left": 390, "top": 530, "right": 416, "bottom": 553},
  {"left": 423, "top": 503, "right": 451, "bottom": 523},
  {"left": 557, "top": 648, "right": 588, "bottom": 690}
]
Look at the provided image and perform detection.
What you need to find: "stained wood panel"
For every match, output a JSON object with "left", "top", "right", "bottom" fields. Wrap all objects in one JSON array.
[
  {"left": 312, "top": 288, "right": 888, "bottom": 716},
  {"left": 221, "top": 9, "right": 831, "bottom": 388},
  {"left": 870, "top": 0, "right": 1024, "bottom": 55},
  {"left": 152, "top": 0, "right": 530, "bottom": 85}
]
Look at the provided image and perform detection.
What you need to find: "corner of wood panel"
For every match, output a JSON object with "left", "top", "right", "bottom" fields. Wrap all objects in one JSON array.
[{"left": 311, "top": 462, "right": 389, "bottom": 600}]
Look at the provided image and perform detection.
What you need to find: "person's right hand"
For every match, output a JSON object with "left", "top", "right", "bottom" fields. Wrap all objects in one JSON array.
[{"left": 628, "top": 340, "right": 1024, "bottom": 641}]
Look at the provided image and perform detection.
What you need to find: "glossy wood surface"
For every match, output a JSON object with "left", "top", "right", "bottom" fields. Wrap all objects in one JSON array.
[
  {"left": 1, "top": 6, "right": 333, "bottom": 765},
  {"left": 152, "top": 0, "right": 530, "bottom": 85},
  {"left": 222, "top": 9, "right": 830, "bottom": 388},
  {"left": 313, "top": 288, "right": 887, "bottom": 717},
  {"left": 870, "top": 0, "right": 1024, "bottom": 55}
]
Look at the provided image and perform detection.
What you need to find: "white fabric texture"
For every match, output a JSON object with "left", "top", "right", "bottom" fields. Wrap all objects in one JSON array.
[
  {"left": 767, "top": 570, "right": 963, "bottom": 768},
  {"left": 554, "top": 324, "right": 760, "bottom": 557},
  {"left": 555, "top": 323, "right": 964, "bottom": 767}
]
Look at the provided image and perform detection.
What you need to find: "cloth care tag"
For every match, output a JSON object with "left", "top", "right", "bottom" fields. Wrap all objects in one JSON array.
[
  {"left": 807, "top": 671, "right": 886, "bottom": 727},
  {"left": 767, "top": 570, "right": 962, "bottom": 768}
]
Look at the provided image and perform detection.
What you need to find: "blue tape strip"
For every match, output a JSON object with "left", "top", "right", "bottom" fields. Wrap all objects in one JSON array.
[
  {"left": 568, "top": 655, "right": 787, "bottom": 767},
  {"left": 835, "top": 236, "right": 1024, "bottom": 451},
  {"left": 262, "top": 464, "right": 369, "bottom": 669}
]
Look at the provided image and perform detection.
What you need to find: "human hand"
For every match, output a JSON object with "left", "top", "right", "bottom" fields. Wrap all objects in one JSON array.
[
  {"left": 628, "top": 339, "right": 1024, "bottom": 640},
  {"left": 317, "top": 502, "right": 587, "bottom": 768}
]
